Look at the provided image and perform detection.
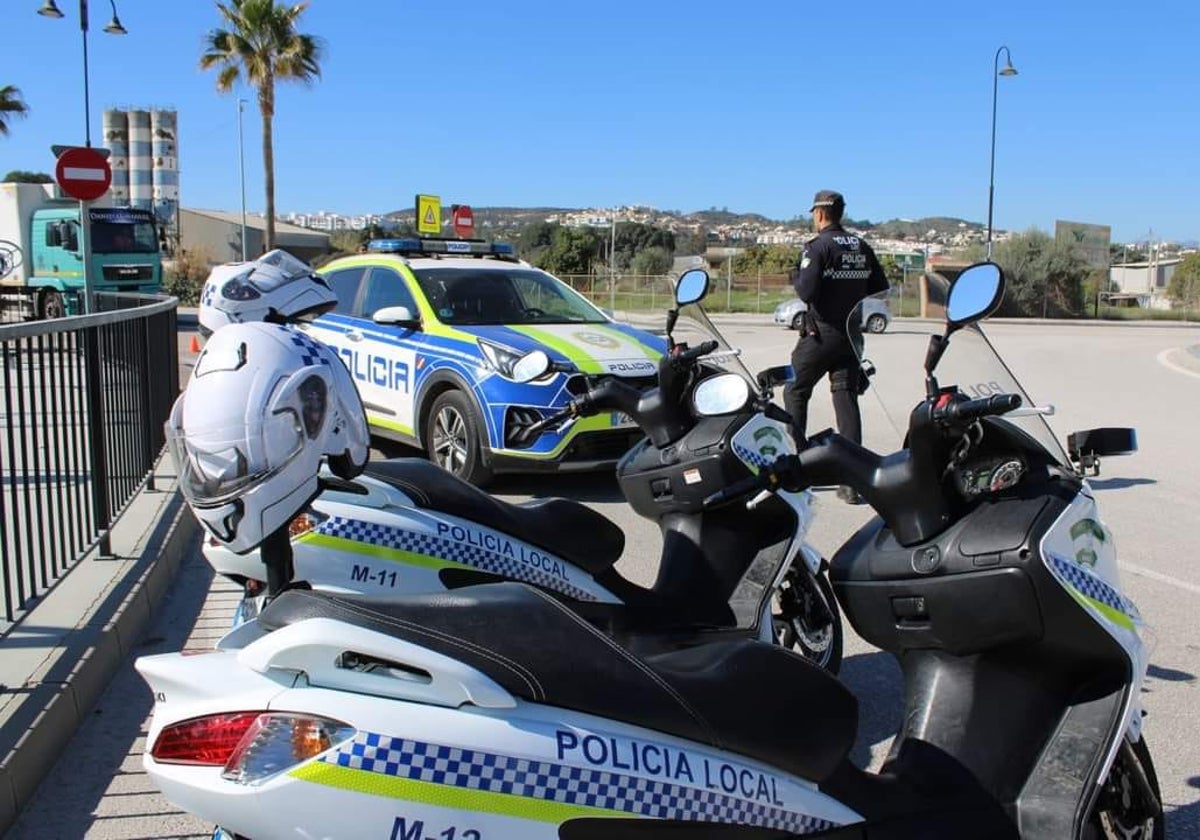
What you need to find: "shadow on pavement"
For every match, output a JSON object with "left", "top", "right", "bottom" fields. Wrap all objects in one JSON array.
[
  {"left": 6, "top": 548, "right": 216, "bottom": 839},
  {"left": 1087, "top": 477, "right": 1158, "bottom": 491},
  {"left": 1147, "top": 663, "right": 1195, "bottom": 682},
  {"left": 839, "top": 650, "right": 903, "bottom": 769}
]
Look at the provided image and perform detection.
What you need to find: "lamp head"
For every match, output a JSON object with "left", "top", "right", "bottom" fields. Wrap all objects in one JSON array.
[
  {"left": 999, "top": 59, "right": 1018, "bottom": 77},
  {"left": 103, "top": 12, "right": 127, "bottom": 35},
  {"left": 37, "top": 0, "right": 65, "bottom": 18}
]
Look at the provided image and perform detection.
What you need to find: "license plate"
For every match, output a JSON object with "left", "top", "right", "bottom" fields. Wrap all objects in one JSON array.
[{"left": 611, "top": 411, "right": 634, "bottom": 427}]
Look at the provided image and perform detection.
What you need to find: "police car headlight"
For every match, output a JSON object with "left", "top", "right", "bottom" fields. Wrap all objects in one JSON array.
[{"left": 478, "top": 339, "right": 524, "bottom": 379}]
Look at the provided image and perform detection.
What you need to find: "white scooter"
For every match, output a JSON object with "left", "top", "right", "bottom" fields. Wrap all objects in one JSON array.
[
  {"left": 139, "top": 263, "right": 1159, "bottom": 839},
  {"left": 204, "top": 271, "right": 843, "bottom": 669}
]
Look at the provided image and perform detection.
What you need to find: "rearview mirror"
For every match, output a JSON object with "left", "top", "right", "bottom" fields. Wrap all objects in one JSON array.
[
  {"left": 692, "top": 373, "right": 751, "bottom": 416},
  {"left": 756, "top": 365, "right": 795, "bottom": 391},
  {"left": 675, "top": 269, "right": 709, "bottom": 307},
  {"left": 46, "top": 223, "right": 63, "bottom": 248},
  {"left": 1067, "top": 427, "right": 1138, "bottom": 475},
  {"left": 373, "top": 305, "right": 420, "bottom": 328},
  {"left": 511, "top": 350, "right": 552, "bottom": 383},
  {"left": 946, "top": 262, "right": 1005, "bottom": 327},
  {"left": 62, "top": 222, "right": 79, "bottom": 253}
]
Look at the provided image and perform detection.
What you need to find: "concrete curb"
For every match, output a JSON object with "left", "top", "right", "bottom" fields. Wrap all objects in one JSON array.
[{"left": 0, "top": 456, "right": 199, "bottom": 835}]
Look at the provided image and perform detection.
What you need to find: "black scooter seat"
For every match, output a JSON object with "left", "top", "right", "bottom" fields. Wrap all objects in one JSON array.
[
  {"left": 362, "top": 459, "right": 624, "bottom": 577},
  {"left": 259, "top": 583, "right": 857, "bottom": 783}
]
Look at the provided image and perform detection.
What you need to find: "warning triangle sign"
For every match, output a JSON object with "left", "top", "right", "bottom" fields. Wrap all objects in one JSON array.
[
  {"left": 416, "top": 194, "right": 442, "bottom": 234},
  {"left": 424, "top": 207, "right": 437, "bottom": 225}
]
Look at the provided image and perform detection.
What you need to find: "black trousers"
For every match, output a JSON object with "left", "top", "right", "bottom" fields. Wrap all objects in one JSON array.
[{"left": 783, "top": 324, "right": 862, "bottom": 445}]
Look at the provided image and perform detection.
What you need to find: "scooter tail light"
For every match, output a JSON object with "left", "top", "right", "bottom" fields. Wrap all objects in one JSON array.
[
  {"left": 221, "top": 714, "right": 356, "bottom": 785},
  {"left": 150, "top": 712, "right": 265, "bottom": 765}
]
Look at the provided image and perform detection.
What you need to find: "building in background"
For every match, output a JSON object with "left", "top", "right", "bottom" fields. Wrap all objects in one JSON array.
[
  {"left": 179, "top": 208, "right": 331, "bottom": 264},
  {"left": 103, "top": 108, "right": 178, "bottom": 251},
  {"left": 1109, "top": 258, "right": 1180, "bottom": 309}
]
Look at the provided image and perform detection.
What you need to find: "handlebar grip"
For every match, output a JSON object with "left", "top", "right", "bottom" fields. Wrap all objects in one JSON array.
[
  {"left": 676, "top": 339, "right": 720, "bottom": 364},
  {"left": 702, "top": 474, "right": 764, "bottom": 508},
  {"left": 934, "top": 393, "right": 1023, "bottom": 423}
]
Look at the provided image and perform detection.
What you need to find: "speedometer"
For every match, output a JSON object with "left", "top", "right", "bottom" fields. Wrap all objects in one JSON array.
[{"left": 988, "top": 459, "right": 1025, "bottom": 492}]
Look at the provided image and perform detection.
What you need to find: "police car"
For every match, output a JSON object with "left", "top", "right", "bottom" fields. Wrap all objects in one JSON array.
[{"left": 303, "top": 238, "right": 667, "bottom": 485}]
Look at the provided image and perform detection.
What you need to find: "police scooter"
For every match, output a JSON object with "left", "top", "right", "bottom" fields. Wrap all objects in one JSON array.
[
  {"left": 202, "top": 270, "right": 842, "bottom": 669},
  {"left": 137, "top": 262, "right": 1158, "bottom": 839}
]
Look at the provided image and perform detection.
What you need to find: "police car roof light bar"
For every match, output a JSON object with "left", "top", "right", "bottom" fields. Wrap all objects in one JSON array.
[{"left": 367, "top": 238, "right": 515, "bottom": 258}]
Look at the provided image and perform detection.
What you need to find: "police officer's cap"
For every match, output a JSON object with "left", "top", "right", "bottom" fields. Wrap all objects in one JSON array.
[{"left": 810, "top": 190, "right": 845, "bottom": 212}]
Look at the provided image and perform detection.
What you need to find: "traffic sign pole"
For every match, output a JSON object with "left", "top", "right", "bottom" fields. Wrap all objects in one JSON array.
[{"left": 80, "top": 201, "right": 94, "bottom": 314}]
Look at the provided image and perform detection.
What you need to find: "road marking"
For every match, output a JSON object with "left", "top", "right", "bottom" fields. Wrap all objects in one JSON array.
[
  {"left": 1121, "top": 561, "right": 1200, "bottom": 596},
  {"left": 1155, "top": 348, "right": 1200, "bottom": 380}
]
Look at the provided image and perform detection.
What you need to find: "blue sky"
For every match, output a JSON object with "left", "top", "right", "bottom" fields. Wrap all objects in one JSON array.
[{"left": 4, "top": 0, "right": 1198, "bottom": 242}]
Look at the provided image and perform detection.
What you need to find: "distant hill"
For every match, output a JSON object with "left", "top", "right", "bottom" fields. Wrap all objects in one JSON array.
[{"left": 379, "top": 205, "right": 983, "bottom": 239}]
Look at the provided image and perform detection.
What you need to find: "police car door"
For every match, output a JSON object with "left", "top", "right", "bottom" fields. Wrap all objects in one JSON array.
[
  {"left": 354, "top": 266, "right": 419, "bottom": 437},
  {"left": 303, "top": 263, "right": 365, "bottom": 385}
]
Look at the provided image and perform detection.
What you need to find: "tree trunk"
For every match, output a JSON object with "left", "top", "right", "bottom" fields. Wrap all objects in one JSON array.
[{"left": 260, "top": 84, "right": 276, "bottom": 252}]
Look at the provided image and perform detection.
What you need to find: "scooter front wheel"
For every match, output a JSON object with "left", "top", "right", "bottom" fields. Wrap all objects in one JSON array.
[
  {"left": 1088, "top": 735, "right": 1164, "bottom": 839},
  {"left": 773, "top": 565, "right": 843, "bottom": 673}
]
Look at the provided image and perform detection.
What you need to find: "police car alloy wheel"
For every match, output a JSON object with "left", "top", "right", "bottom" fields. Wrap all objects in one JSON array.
[
  {"left": 427, "top": 390, "right": 492, "bottom": 486},
  {"left": 866, "top": 313, "right": 887, "bottom": 334},
  {"left": 790, "top": 312, "right": 804, "bottom": 330}
]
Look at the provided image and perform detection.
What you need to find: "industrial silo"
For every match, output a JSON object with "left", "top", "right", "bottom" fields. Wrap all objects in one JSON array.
[
  {"left": 151, "top": 109, "right": 179, "bottom": 231},
  {"left": 128, "top": 109, "right": 153, "bottom": 211},
  {"left": 102, "top": 109, "right": 129, "bottom": 203}
]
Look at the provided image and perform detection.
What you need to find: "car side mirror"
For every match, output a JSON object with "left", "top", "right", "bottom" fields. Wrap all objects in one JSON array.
[
  {"left": 1067, "top": 427, "right": 1137, "bottom": 476},
  {"left": 373, "top": 305, "right": 420, "bottom": 329}
]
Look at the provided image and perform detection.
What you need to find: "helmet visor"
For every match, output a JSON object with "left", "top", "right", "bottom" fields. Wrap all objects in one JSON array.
[{"left": 165, "top": 400, "right": 308, "bottom": 507}]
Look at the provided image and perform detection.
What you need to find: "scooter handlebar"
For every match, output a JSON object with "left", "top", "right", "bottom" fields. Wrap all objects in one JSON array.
[{"left": 932, "top": 393, "right": 1022, "bottom": 424}]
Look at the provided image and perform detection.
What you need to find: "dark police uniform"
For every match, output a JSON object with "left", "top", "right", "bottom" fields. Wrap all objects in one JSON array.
[{"left": 784, "top": 192, "right": 888, "bottom": 447}]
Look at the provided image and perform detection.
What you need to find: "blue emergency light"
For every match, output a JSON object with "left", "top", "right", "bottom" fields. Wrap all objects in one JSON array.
[{"left": 367, "top": 238, "right": 515, "bottom": 257}]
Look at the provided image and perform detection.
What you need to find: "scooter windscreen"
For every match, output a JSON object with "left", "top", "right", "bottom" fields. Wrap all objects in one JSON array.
[{"left": 849, "top": 280, "right": 1071, "bottom": 467}]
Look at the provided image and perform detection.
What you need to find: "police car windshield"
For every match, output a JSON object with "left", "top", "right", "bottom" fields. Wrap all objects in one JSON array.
[{"left": 413, "top": 267, "right": 608, "bottom": 326}]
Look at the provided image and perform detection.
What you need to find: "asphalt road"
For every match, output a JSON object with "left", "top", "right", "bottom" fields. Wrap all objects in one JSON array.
[{"left": 8, "top": 317, "right": 1199, "bottom": 838}]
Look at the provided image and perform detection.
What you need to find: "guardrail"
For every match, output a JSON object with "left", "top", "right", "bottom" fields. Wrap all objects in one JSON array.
[{"left": 0, "top": 294, "right": 179, "bottom": 625}]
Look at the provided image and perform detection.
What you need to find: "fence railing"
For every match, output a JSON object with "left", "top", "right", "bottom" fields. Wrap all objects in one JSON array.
[{"left": 0, "top": 294, "right": 179, "bottom": 625}]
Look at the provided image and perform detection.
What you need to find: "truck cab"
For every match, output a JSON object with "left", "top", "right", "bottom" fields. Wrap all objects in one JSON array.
[{"left": 1, "top": 182, "right": 163, "bottom": 319}]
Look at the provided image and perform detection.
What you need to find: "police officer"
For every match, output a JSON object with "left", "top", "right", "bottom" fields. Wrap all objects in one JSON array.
[{"left": 784, "top": 190, "right": 888, "bottom": 502}]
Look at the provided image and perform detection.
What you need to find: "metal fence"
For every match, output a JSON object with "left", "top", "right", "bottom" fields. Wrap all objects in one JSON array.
[
  {"left": 0, "top": 294, "right": 179, "bottom": 624},
  {"left": 559, "top": 273, "right": 797, "bottom": 315}
]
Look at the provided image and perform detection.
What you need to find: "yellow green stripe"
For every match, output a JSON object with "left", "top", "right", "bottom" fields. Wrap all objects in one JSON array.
[
  {"left": 289, "top": 762, "right": 630, "bottom": 824},
  {"left": 1067, "top": 588, "right": 1135, "bottom": 631},
  {"left": 366, "top": 412, "right": 415, "bottom": 437},
  {"left": 296, "top": 533, "right": 458, "bottom": 571}
]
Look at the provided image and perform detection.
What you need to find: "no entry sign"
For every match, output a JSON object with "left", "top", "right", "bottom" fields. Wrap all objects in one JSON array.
[
  {"left": 452, "top": 204, "right": 475, "bottom": 238},
  {"left": 55, "top": 146, "right": 112, "bottom": 201}
]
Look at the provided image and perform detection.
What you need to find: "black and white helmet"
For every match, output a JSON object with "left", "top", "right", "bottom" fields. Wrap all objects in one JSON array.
[
  {"left": 198, "top": 249, "right": 337, "bottom": 337},
  {"left": 165, "top": 321, "right": 369, "bottom": 553}
]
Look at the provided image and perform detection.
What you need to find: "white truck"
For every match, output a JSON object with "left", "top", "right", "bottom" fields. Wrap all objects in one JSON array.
[{"left": 0, "top": 182, "right": 162, "bottom": 320}]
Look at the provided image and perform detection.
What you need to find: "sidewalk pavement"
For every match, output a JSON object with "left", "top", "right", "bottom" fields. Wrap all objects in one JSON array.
[{"left": 0, "top": 456, "right": 198, "bottom": 835}]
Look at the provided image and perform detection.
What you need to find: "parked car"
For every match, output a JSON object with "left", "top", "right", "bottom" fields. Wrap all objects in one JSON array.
[
  {"left": 304, "top": 238, "right": 667, "bottom": 485},
  {"left": 773, "top": 296, "right": 891, "bottom": 333}
]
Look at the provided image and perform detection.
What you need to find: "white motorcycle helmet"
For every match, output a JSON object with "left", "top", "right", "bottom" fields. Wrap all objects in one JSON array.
[
  {"left": 165, "top": 321, "right": 369, "bottom": 554},
  {"left": 198, "top": 249, "right": 338, "bottom": 337}
]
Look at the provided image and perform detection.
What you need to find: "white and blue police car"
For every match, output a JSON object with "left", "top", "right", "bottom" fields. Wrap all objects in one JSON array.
[{"left": 303, "top": 238, "right": 668, "bottom": 485}]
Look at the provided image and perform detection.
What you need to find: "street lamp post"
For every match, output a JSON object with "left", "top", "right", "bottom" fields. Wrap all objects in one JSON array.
[
  {"left": 37, "top": 0, "right": 127, "bottom": 148},
  {"left": 238, "top": 98, "right": 248, "bottom": 260},
  {"left": 986, "top": 45, "right": 1018, "bottom": 260}
]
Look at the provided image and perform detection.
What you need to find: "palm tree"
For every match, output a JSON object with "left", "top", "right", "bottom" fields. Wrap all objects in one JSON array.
[
  {"left": 200, "top": 1, "right": 323, "bottom": 250},
  {"left": 0, "top": 85, "right": 30, "bottom": 137}
]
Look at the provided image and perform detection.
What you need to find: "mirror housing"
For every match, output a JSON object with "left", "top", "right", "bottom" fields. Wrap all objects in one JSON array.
[
  {"left": 373, "top": 305, "right": 420, "bottom": 329},
  {"left": 946, "top": 262, "right": 1005, "bottom": 329},
  {"left": 692, "top": 373, "right": 751, "bottom": 417},
  {"left": 62, "top": 222, "right": 79, "bottom": 252},
  {"left": 756, "top": 365, "right": 795, "bottom": 392},
  {"left": 46, "top": 223, "right": 63, "bottom": 248},
  {"left": 511, "top": 350, "right": 553, "bottom": 384},
  {"left": 675, "top": 269, "right": 710, "bottom": 306},
  {"left": 1067, "top": 427, "right": 1138, "bottom": 476}
]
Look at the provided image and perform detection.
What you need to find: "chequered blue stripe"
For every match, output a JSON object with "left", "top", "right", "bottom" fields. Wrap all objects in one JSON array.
[
  {"left": 318, "top": 516, "right": 597, "bottom": 602},
  {"left": 1047, "top": 553, "right": 1132, "bottom": 617},
  {"left": 323, "top": 732, "right": 835, "bottom": 834},
  {"left": 287, "top": 327, "right": 332, "bottom": 368},
  {"left": 733, "top": 443, "right": 772, "bottom": 471}
]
